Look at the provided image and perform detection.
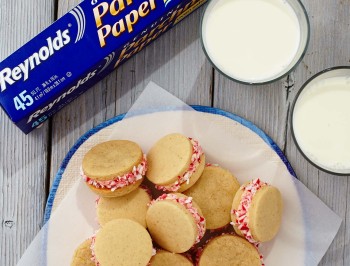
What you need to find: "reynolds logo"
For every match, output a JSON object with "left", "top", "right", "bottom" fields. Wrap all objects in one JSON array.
[
  {"left": 164, "top": 0, "right": 172, "bottom": 6},
  {"left": 98, "top": 52, "right": 115, "bottom": 74},
  {"left": 0, "top": 30, "right": 71, "bottom": 92},
  {"left": 69, "top": 6, "right": 86, "bottom": 43}
]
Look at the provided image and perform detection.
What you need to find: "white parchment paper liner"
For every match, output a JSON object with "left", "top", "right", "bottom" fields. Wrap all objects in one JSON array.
[{"left": 17, "top": 82, "right": 341, "bottom": 266}]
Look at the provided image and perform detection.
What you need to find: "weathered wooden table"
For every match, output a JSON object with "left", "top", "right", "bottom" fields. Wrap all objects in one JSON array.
[{"left": 0, "top": 0, "right": 349, "bottom": 265}]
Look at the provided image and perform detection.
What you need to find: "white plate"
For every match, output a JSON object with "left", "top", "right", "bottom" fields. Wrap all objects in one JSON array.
[{"left": 44, "top": 106, "right": 305, "bottom": 266}]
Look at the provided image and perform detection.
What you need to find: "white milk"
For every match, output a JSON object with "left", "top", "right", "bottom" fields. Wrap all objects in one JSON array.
[
  {"left": 202, "top": 0, "right": 301, "bottom": 83},
  {"left": 293, "top": 76, "right": 350, "bottom": 173}
]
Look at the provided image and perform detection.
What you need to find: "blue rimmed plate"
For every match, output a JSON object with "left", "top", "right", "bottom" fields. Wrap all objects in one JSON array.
[{"left": 43, "top": 106, "right": 305, "bottom": 266}]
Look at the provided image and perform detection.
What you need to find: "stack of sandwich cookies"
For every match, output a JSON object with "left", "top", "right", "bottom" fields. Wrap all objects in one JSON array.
[
  {"left": 71, "top": 239, "right": 95, "bottom": 266},
  {"left": 231, "top": 178, "right": 283, "bottom": 245},
  {"left": 81, "top": 140, "right": 147, "bottom": 197},
  {"left": 96, "top": 187, "right": 152, "bottom": 227},
  {"left": 196, "top": 234, "right": 262, "bottom": 266},
  {"left": 149, "top": 250, "right": 193, "bottom": 266},
  {"left": 146, "top": 133, "right": 205, "bottom": 192},
  {"left": 184, "top": 165, "right": 240, "bottom": 230},
  {"left": 73, "top": 137, "right": 285, "bottom": 265},
  {"left": 146, "top": 193, "right": 206, "bottom": 253},
  {"left": 91, "top": 219, "right": 153, "bottom": 266}
]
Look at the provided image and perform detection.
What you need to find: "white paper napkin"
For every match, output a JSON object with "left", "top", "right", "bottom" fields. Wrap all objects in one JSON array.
[{"left": 17, "top": 82, "right": 341, "bottom": 266}]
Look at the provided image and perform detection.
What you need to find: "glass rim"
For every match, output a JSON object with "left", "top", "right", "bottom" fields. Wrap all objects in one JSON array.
[
  {"left": 290, "top": 66, "right": 350, "bottom": 176},
  {"left": 200, "top": 0, "right": 311, "bottom": 85}
]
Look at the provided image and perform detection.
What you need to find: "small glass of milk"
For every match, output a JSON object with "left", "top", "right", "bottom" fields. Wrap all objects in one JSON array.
[
  {"left": 291, "top": 67, "right": 350, "bottom": 175},
  {"left": 201, "top": 0, "right": 310, "bottom": 84}
]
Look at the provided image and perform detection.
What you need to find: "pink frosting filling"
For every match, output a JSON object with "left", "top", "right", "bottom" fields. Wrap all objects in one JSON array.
[
  {"left": 231, "top": 178, "right": 267, "bottom": 265},
  {"left": 156, "top": 138, "right": 204, "bottom": 192},
  {"left": 90, "top": 235, "right": 100, "bottom": 266},
  {"left": 149, "top": 193, "right": 206, "bottom": 244},
  {"left": 231, "top": 178, "right": 267, "bottom": 245},
  {"left": 81, "top": 155, "right": 147, "bottom": 191}
]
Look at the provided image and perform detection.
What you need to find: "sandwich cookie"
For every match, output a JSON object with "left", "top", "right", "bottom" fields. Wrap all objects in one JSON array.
[
  {"left": 146, "top": 133, "right": 205, "bottom": 192},
  {"left": 81, "top": 140, "right": 147, "bottom": 197},
  {"left": 71, "top": 239, "right": 94, "bottom": 266},
  {"left": 149, "top": 250, "right": 193, "bottom": 266},
  {"left": 196, "top": 234, "right": 262, "bottom": 266},
  {"left": 96, "top": 187, "right": 152, "bottom": 227},
  {"left": 231, "top": 178, "right": 283, "bottom": 244},
  {"left": 184, "top": 165, "right": 240, "bottom": 229},
  {"left": 146, "top": 193, "right": 206, "bottom": 253},
  {"left": 91, "top": 219, "right": 153, "bottom": 266}
]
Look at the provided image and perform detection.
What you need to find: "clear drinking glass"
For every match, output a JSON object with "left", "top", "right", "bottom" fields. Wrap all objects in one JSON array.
[
  {"left": 200, "top": 0, "right": 310, "bottom": 85},
  {"left": 291, "top": 67, "right": 350, "bottom": 175}
]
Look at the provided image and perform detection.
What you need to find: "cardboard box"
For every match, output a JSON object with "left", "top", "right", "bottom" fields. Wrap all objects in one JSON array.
[{"left": 0, "top": 0, "right": 206, "bottom": 133}]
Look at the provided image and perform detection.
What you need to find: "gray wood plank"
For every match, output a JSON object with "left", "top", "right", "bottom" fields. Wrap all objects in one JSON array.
[
  {"left": 50, "top": 2, "right": 212, "bottom": 186},
  {"left": 0, "top": 0, "right": 54, "bottom": 265},
  {"left": 213, "top": 0, "right": 349, "bottom": 265},
  {"left": 286, "top": 1, "right": 350, "bottom": 265}
]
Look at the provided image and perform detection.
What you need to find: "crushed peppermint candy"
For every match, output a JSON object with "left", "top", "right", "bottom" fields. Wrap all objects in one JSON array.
[
  {"left": 259, "top": 253, "right": 265, "bottom": 266},
  {"left": 205, "top": 163, "right": 219, "bottom": 167},
  {"left": 149, "top": 194, "right": 206, "bottom": 244},
  {"left": 231, "top": 178, "right": 267, "bottom": 245},
  {"left": 95, "top": 197, "right": 100, "bottom": 206},
  {"left": 231, "top": 178, "right": 267, "bottom": 265},
  {"left": 156, "top": 138, "right": 203, "bottom": 192},
  {"left": 90, "top": 235, "right": 100, "bottom": 266},
  {"left": 195, "top": 247, "right": 204, "bottom": 266},
  {"left": 146, "top": 248, "right": 158, "bottom": 266},
  {"left": 81, "top": 154, "right": 147, "bottom": 191},
  {"left": 152, "top": 248, "right": 157, "bottom": 256}
]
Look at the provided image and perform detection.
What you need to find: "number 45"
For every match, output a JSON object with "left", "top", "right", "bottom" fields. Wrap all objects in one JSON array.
[{"left": 14, "top": 90, "right": 34, "bottom": 111}]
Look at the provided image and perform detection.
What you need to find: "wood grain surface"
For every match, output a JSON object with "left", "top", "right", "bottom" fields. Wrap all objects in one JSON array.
[
  {"left": 0, "top": 1, "right": 54, "bottom": 266},
  {"left": 0, "top": 0, "right": 349, "bottom": 265}
]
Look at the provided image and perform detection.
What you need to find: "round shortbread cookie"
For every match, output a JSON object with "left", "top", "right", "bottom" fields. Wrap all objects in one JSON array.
[
  {"left": 93, "top": 219, "right": 153, "bottom": 266},
  {"left": 149, "top": 250, "right": 193, "bottom": 266},
  {"left": 81, "top": 140, "right": 145, "bottom": 197},
  {"left": 146, "top": 193, "right": 205, "bottom": 253},
  {"left": 248, "top": 185, "right": 283, "bottom": 242},
  {"left": 97, "top": 187, "right": 151, "bottom": 227},
  {"left": 83, "top": 140, "right": 143, "bottom": 180},
  {"left": 147, "top": 133, "right": 193, "bottom": 185},
  {"left": 197, "top": 235, "right": 261, "bottom": 266},
  {"left": 70, "top": 239, "right": 94, "bottom": 266},
  {"left": 231, "top": 180, "right": 283, "bottom": 243},
  {"left": 184, "top": 165, "right": 240, "bottom": 229}
]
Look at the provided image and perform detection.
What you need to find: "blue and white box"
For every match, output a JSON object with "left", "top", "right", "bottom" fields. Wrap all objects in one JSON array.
[{"left": 0, "top": 0, "right": 206, "bottom": 133}]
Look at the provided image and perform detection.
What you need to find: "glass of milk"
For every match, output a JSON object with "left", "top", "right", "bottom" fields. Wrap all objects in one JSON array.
[
  {"left": 291, "top": 67, "right": 350, "bottom": 175},
  {"left": 201, "top": 0, "right": 310, "bottom": 84}
]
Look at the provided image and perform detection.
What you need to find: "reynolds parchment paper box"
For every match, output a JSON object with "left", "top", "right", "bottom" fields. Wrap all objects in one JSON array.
[{"left": 0, "top": 0, "right": 206, "bottom": 133}]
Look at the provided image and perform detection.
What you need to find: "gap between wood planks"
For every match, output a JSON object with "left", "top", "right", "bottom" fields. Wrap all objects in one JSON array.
[
  {"left": 282, "top": 73, "right": 295, "bottom": 154},
  {"left": 210, "top": 67, "right": 215, "bottom": 107},
  {"left": 43, "top": 0, "right": 59, "bottom": 211}
]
